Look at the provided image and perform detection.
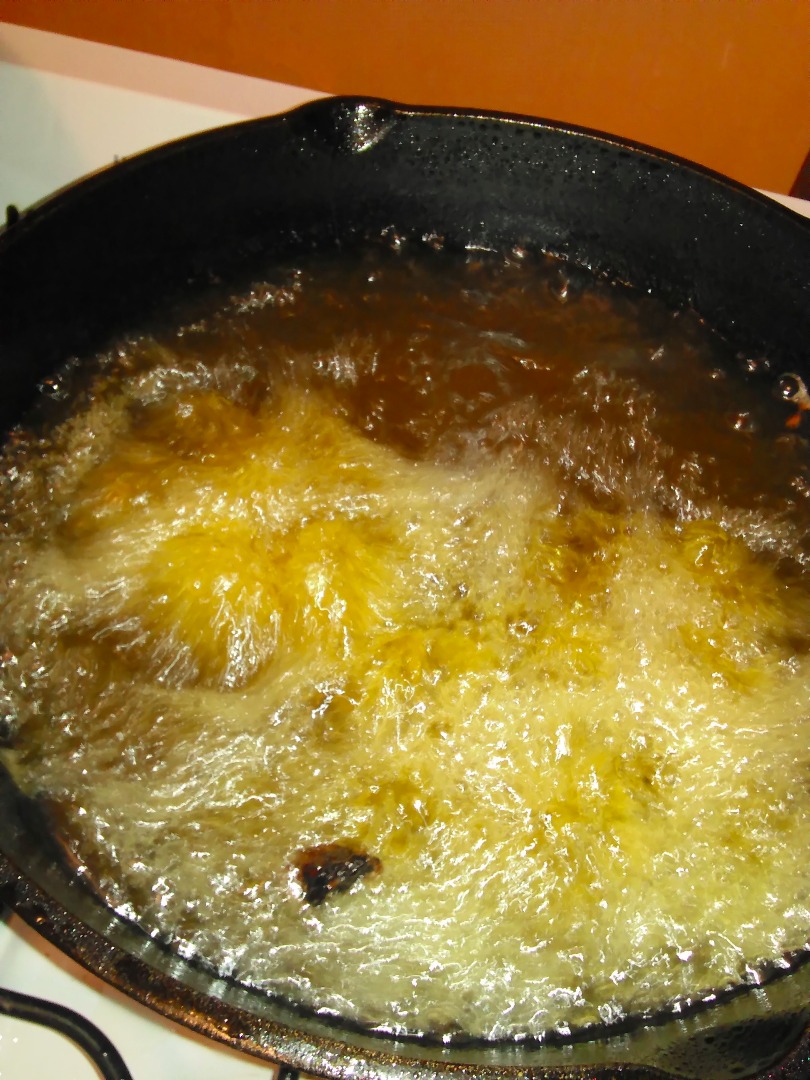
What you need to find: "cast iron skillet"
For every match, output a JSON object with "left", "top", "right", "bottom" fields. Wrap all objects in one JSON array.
[{"left": 0, "top": 97, "right": 809, "bottom": 1079}]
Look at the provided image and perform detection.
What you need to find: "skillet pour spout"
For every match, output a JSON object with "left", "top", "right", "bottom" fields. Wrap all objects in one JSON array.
[{"left": 1, "top": 97, "right": 809, "bottom": 1079}]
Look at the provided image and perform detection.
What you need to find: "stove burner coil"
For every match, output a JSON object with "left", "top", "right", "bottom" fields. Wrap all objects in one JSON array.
[{"left": 0, "top": 984, "right": 133, "bottom": 1080}]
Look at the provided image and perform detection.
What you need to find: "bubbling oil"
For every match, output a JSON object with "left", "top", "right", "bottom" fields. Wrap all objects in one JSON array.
[{"left": 1, "top": 244, "right": 809, "bottom": 1041}]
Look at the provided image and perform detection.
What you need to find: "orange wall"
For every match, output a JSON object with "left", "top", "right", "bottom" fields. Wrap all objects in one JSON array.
[{"left": 1, "top": 0, "right": 808, "bottom": 193}]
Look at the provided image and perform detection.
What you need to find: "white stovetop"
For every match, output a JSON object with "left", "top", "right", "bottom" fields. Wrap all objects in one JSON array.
[
  {"left": 0, "top": 22, "right": 323, "bottom": 215},
  {"left": 0, "top": 914, "right": 280, "bottom": 1080},
  {"left": 0, "top": 19, "right": 808, "bottom": 1080}
]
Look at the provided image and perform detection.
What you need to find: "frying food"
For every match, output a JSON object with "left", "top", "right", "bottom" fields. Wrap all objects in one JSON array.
[{"left": 1, "top": 246, "right": 808, "bottom": 1040}]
